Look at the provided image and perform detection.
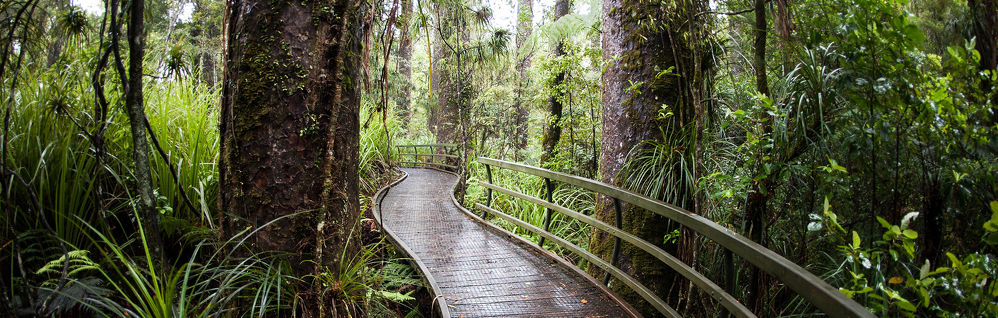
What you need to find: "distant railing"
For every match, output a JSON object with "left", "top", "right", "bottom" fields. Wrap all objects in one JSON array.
[
  {"left": 475, "top": 157, "right": 873, "bottom": 318},
  {"left": 395, "top": 143, "right": 462, "bottom": 171}
]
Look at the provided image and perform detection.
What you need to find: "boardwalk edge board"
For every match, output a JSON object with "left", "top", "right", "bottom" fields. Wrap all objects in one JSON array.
[{"left": 372, "top": 170, "right": 452, "bottom": 318}]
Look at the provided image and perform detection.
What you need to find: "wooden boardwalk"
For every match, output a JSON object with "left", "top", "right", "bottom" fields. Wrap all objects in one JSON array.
[{"left": 376, "top": 168, "right": 637, "bottom": 318}]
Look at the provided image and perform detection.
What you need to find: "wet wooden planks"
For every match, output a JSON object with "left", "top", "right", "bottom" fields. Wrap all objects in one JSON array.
[{"left": 379, "top": 168, "right": 635, "bottom": 318}]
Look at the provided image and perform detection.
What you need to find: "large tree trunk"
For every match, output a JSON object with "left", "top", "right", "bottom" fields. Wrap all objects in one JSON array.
[
  {"left": 970, "top": 0, "right": 997, "bottom": 72},
  {"left": 433, "top": 5, "right": 465, "bottom": 144},
  {"left": 512, "top": 0, "right": 532, "bottom": 152},
  {"left": 590, "top": 0, "right": 707, "bottom": 315},
  {"left": 430, "top": 2, "right": 454, "bottom": 142},
  {"left": 396, "top": 0, "right": 412, "bottom": 129},
  {"left": 45, "top": 0, "right": 68, "bottom": 67},
  {"left": 540, "top": 0, "right": 569, "bottom": 165},
  {"left": 200, "top": 51, "right": 216, "bottom": 87},
  {"left": 219, "top": 0, "right": 366, "bottom": 308},
  {"left": 124, "top": 0, "right": 164, "bottom": 263},
  {"left": 969, "top": 0, "right": 997, "bottom": 111}
]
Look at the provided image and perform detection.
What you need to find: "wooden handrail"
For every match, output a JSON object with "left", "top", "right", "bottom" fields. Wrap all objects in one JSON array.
[
  {"left": 396, "top": 161, "right": 459, "bottom": 170},
  {"left": 394, "top": 144, "right": 463, "bottom": 172},
  {"left": 395, "top": 143, "right": 461, "bottom": 148},
  {"left": 478, "top": 181, "right": 753, "bottom": 317},
  {"left": 397, "top": 153, "right": 459, "bottom": 159},
  {"left": 476, "top": 157, "right": 873, "bottom": 318}
]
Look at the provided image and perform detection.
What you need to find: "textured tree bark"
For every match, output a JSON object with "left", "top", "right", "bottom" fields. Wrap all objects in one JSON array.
[
  {"left": 194, "top": 0, "right": 220, "bottom": 87},
  {"left": 219, "top": 0, "right": 366, "bottom": 302},
  {"left": 429, "top": 3, "right": 449, "bottom": 141},
  {"left": 430, "top": 3, "right": 464, "bottom": 144},
  {"left": 200, "top": 51, "right": 215, "bottom": 87},
  {"left": 970, "top": 0, "right": 997, "bottom": 72},
  {"left": 590, "top": 0, "right": 707, "bottom": 315},
  {"left": 512, "top": 0, "right": 533, "bottom": 151},
  {"left": 46, "top": 0, "right": 68, "bottom": 67},
  {"left": 124, "top": 0, "right": 164, "bottom": 264},
  {"left": 540, "top": 0, "right": 570, "bottom": 165},
  {"left": 969, "top": 0, "right": 997, "bottom": 110},
  {"left": 396, "top": 0, "right": 412, "bottom": 128}
]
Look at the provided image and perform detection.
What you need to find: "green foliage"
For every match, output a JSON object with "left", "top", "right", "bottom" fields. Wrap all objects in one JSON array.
[
  {"left": 314, "top": 238, "right": 423, "bottom": 318},
  {"left": 820, "top": 203, "right": 998, "bottom": 316}
]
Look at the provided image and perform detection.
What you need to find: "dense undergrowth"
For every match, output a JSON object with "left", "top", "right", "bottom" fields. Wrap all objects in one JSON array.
[{"left": 1, "top": 60, "right": 427, "bottom": 316}]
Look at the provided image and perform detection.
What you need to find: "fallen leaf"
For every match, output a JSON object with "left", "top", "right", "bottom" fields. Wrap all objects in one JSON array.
[{"left": 581, "top": 299, "right": 588, "bottom": 304}]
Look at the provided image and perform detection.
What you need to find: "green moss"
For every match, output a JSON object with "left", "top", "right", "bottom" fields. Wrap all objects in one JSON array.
[{"left": 233, "top": 5, "right": 311, "bottom": 136}]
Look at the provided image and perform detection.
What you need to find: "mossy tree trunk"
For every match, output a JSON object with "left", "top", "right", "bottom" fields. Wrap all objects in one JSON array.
[
  {"left": 589, "top": 0, "right": 709, "bottom": 315},
  {"left": 218, "top": 0, "right": 367, "bottom": 312},
  {"left": 45, "top": 0, "right": 68, "bottom": 67},
  {"left": 512, "top": 0, "right": 533, "bottom": 152},
  {"left": 970, "top": 0, "right": 997, "bottom": 72},
  {"left": 969, "top": 0, "right": 997, "bottom": 111},
  {"left": 540, "top": 0, "right": 569, "bottom": 165},
  {"left": 124, "top": 0, "right": 165, "bottom": 264},
  {"left": 396, "top": 0, "right": 413, "bottom": 129},
  {"left": 430, "top": 1, "right": 457, "bottom": 142}
]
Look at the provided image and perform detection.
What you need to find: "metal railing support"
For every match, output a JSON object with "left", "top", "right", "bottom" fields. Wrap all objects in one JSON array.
[
  {"left": 538, "top": 177, "right": 554, "bottom": 247},
  {"left": 485, "top": 164, "right": 493, "bottom": 218}
]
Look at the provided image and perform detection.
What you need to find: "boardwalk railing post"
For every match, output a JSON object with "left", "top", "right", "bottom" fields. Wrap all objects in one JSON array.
[
  {"left": 429, "top": 145, "right": 435, "bottom": 167},
  {"left": 603, "top": 197, "right": 623, "bottom": 285},
  {"left": 485, "top": 164, "right": 493, "bottom": 218},
  {"left": 723, "top": 248, "right": 735, "bottom": 318},
  {"left": 539, "top": 177, "right": 554, "bottom": 248}
]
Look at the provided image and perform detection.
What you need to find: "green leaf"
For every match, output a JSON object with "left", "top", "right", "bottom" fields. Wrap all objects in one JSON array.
[
  {"left": 902, "top": 229, "right": 918, "bottom": 239},
  {"left": 947, "top": 46, "right": 964, "bottom": 63},
  {"left": 877, "top": 216, "right": 891, "bottom": 229},
  {"left": 839, "top": 288, "right": 855, "bottom": 298},
  {"left": 946, "top": 252, "right": 964, "bottom": 272},
  {"left": 828, "top": 158, "right": 847, "bottom": 173},
  {"left": 985, "top": 232, "right": 998, "bottom": 246},
  {"left": 852, "top": 231, "right": 861, "bottom": 249}
]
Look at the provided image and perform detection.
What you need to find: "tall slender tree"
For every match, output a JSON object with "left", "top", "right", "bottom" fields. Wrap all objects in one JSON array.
[
  {"left": 218, "top": 0, "right": 368, "bottom": 314},
  {"left": 123, "top": 0, "right": 164, "bottom": 263},
  {"left": 540, "top": 0, "right": 570, "bottom": 164},
  {"left": 512, "top": 0, "right": 532, "bottom": 152},
  {"left": 397, "top": 0, "right": 413, "bottom": 128},
  {"left": 744, "top": 0, "right": 772, "bottom": 310},
  {"left": 430, "top": 1, "right": 457, "bottom": 142}
]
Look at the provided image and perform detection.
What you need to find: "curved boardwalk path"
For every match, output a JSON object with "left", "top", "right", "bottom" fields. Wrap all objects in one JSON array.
[{"left": 378, "top": 168, "right": 637, "bottom": 317}]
